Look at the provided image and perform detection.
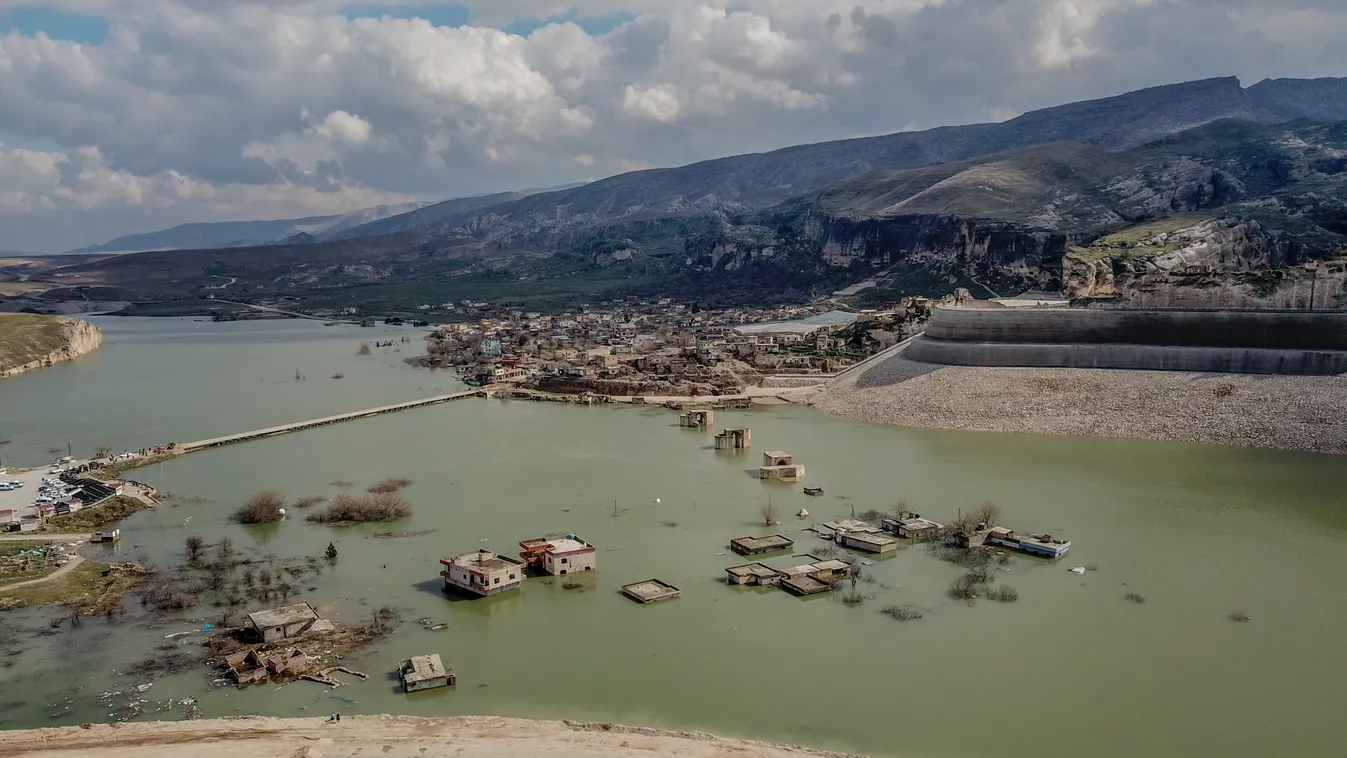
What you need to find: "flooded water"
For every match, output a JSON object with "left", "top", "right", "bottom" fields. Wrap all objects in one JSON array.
[{"left": 2, "top": 317, "right": 1347, "bottom": 758}]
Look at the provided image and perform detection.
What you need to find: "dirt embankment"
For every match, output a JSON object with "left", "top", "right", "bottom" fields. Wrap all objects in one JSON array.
[
  {"left": 0, "top": 314, "right": 103, "bottom": 378},
  {"left": 811, "top": 351, "right": 1347, "bottom": 455},
  {"left": 0, "top": 715, "right": 864, "bottom": 758}
]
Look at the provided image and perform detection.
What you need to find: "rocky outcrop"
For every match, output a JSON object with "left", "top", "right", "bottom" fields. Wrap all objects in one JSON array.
[
  {"left": 0, "top": 316, "right": 103, "bottom": 378},
  {"left": 1064, "top": 217, "right": 1347, "bottom": 308}
]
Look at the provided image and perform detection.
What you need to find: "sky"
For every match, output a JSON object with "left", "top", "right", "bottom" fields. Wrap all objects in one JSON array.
[{"left": 1, "top": 0, "right": 1345, "bottom": 253}]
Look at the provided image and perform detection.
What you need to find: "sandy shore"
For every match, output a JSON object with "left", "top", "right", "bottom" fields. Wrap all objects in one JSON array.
[
  {"left": 0, "top": 715, "right": 862, "bottom": 758},
  {"left": 810, "top": 351, "right": 1347, "bottom": 455}
]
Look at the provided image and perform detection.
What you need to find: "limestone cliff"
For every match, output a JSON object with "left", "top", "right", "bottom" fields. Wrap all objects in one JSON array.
[
  {"left": 0, "top": 314, "right": 103, "bottom": 378},
  {"left": 1063, "top": 216, "right": 1347, "bottom": 308}
]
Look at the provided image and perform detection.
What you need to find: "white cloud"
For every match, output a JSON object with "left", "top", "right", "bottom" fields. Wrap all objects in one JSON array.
[
  {"left": 0, "top": 0, "right": 1345, "bottom": 252},
  {"left": 311, "top": 110, "right": 373, "bottom": 148},
  {"left": 622, "top": 84, "right": 681, "bottom": 123}
]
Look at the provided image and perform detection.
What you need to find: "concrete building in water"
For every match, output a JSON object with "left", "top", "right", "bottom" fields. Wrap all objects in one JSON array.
[
  {"left": 246, "top": 603, "right": 326, "bottom": 643},
  {"left": 399, "top": 654, "right": 455, "bottom": 692},
  {"left": 715, "top": 427, "right": 752, "bottom": 450},
  {"left": 759, "top": 451, "right": 805, "bottom": 480},
  {"left": 519, "top": 534, "right": 597, "bottom": 576},
  {"left": 440, "top": 550, "right": 525, "bottom": 597}
]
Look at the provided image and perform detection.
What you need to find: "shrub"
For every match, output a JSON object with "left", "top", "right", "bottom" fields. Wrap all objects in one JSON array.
[
  {"left": 367, "top": 477, "right": 413, "bottom": 494},
  {"left": 966, "top": 567, "right": 995, "bottom": 584},
  {"left": 234, "top": 490, "right": 286, "bottom": 523},
  {"left": 357, "top": 342, "right": 371, "bottom": 355},
  {"left": 293, "top": 495, "right": 326, "bottom": 508},
  {"left": 881, "top": 605, "right": 923, "bottom": 621},
  {"left": 948, "top": 575, "right": 978, "bottom": 600},
  {"left": 1229, "top": 611, "right": 1251, "bottom": 623},
  {"left": 987, "top": 586, "right": 1019, "bottom": 602},
  {"left": 1125, "top": 592, "right": 1146, "bottom": 604},
  {"left": 307, "top": 493, "right": 412, "bottom": 524}
]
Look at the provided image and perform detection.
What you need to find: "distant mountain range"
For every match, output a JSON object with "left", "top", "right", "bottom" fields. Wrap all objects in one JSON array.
[
  {"left": 68, "top": 202, "right": 433, "bottom": 254},
  {"left": 41, "top": 75, "right": 1347, "bottom": 312}
]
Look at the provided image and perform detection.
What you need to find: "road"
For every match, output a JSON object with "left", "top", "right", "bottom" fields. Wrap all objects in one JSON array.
[{"left": 0, "top": 554, "right": 85, "bottom": 591}]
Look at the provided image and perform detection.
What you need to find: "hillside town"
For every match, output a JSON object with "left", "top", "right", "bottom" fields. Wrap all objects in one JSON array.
[{"left": 405, "top": 294, "right": 946, "bottom": 396}]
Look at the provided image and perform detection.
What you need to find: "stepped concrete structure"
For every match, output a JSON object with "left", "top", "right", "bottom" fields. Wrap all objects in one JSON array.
[{"left": 907, "top": 306, "right": 1347, "bottom": 375}]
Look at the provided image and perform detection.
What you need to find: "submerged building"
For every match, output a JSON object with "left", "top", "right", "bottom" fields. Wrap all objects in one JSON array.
[
  {"left": 519, "top": 534, "right": 597, "bottom": 576},
  {"left": 440, "top": 549, "right": 526, "bottom": 597}
]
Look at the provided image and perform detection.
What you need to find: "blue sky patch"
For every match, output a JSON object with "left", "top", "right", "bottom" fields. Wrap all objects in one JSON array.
[{"left": 0, "top": 7, "right": 110, "bottom": 45}]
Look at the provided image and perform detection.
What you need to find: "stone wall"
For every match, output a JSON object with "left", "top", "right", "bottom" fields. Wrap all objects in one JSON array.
[{"left": 907, "top": 306, "right": 1347, "bottom": 375}]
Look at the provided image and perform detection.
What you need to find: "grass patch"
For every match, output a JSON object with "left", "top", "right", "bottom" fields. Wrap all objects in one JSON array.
[
  {"left": 1069, "top": 214, "right": 1214, "bottom": 262},
  {"left": 47, "top": 496, "right": 148, "bottom": 530},
  {"left": 0, "top": 561, "right": 147, "bottom": 615}
]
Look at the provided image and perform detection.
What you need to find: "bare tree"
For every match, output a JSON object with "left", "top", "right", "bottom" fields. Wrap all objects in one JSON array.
[
  {"left": 184, "top": 536, "right": 205, "bottom": 564},
  {"left": 93, "top": 444, "right": 114, "bottom": 459},
  {"left": 216, "top": 537, "right": 235, "bottom": 567},
  {"left": 971, "top": 502, "right": 1001, "bottom": 529},
  {"left": 761, "top": 499, "right": 777, "bottom": 527}
]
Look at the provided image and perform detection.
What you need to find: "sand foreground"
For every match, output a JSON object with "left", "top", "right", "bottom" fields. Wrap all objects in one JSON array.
[{"left": 0, "top": 715, "right": 864, "bottom": 758}]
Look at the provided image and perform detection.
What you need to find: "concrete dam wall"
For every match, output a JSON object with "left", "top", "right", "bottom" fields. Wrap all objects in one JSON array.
[{"left": 906, "top": 307, "right": 1347, "bottom": 375}]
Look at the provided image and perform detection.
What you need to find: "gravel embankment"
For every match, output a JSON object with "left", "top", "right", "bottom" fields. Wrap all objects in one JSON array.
[{"left": 810, "top": 353, "right": 1347, "bottom": 455}]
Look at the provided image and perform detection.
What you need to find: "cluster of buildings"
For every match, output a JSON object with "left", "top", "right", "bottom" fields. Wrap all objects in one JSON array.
[
  {"left": 413, "top": 299, "right": 921, "bottom": 393},
  {"left": 440, "top": 534, "right": 597, "bottom": 598}
]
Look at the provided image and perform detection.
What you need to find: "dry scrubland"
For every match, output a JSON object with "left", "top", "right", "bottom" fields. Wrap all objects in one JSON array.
[
  {"left": 811, "top": 353, "right": 1347, "bottom": 455},
  {"left": 0, "top": 715, "right": 861, "bottom": 758}
]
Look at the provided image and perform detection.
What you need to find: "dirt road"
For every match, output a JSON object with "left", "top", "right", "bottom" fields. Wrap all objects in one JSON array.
[
  {"left": 0, "top": 533, "right": 93, "bottom": 543},
  {"left": 0, "top": 715, "right": 862, "bottom": 758}
]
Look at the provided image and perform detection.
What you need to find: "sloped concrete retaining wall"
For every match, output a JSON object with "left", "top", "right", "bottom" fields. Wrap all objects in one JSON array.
[{"left": 907, "top": 307, "right": 1347, "bottom": 375}]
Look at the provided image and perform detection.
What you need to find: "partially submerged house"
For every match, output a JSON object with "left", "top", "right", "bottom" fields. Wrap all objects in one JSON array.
[
  {"left": 729, "top": 534, "right": 794, "bottom": 556},
  {"left": 518, "top": 534, "right": 596, "bottom": 576},
  {"left": 246, "top": 602, "right": 326, "bottom": 643},
  {"left": 440, "top": 549, "right": 525, "bottom": 597},
  {"left": 714, "top": 428, "right": 751, "bottom": 450},
  {"left": 781, "top": 575, "right": 831, "bottom": 596},
  {"left": 621, "top": 578, "right": 681, "bottom": 604},
  {"left": 984, "top": 526, "right": 1072, "bottom": 558},
  {"left": 882, "top": 513, "right": 943, "bottom": 540},
  {"left": 725, "top": 563, "right": 784, "bottom": 586},
  {"left": 264, "top": 648, "right": 308, "bottom": 677},
  {"left": 225, "top": 650, "right": 268, "bottom": 684},
  {"left": 679, "top": 410, "right": 714, "bottom": 428},
  {"left": 759, "top": 451, "right": 805, "bottom": 480},
  {"left": 838, "top": 530, "right": 899, "bottom": 554},
  {"left": 399, "top": 654, "right": 455, "bottom": 692}
]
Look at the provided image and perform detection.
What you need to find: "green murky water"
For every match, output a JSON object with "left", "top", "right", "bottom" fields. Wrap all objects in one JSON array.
[{"left": 2, "top": 318, "right": 1346, "bottom": 758}]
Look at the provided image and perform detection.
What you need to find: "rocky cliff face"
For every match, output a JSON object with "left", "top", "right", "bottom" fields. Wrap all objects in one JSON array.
[
  {"left": 1063, "top": 217, "right": 1347, "bottom": 308},
  {"left": 0, "top": 316, "right": 103, "bottom": 378}
]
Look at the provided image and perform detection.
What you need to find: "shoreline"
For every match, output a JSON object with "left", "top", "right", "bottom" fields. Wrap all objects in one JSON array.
[
  {"left": 0, "top": 715, "right": 865, "bottom": 758},
  {"left": 810, "top": 351, "right": 1347, "bottom": 455}
]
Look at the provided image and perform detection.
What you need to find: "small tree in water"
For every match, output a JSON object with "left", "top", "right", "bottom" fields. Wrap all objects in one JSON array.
[
  {"left": 326, "top": 542, "right": 338, "bottom": 562},
  {"left": 184, "top": 536, "right": 205, "bottom": 565}
]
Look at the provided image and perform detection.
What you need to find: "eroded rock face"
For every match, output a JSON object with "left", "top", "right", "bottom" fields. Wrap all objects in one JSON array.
[
  {"left": 0, "top": 317, "right": 103, "bottom": 378},
  {"left": 1063, "top": 217, "right": 1347, "bottom": 308}
]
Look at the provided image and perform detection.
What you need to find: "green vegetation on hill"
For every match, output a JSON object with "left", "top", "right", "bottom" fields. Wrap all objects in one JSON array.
[{"left": 0, "top": 313, "right": 72, "bottom": 373}]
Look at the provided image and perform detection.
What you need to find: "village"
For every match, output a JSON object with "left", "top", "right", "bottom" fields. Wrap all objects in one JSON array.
[{"left": 405, "top": 295, "right": 940, "bottom": 396}]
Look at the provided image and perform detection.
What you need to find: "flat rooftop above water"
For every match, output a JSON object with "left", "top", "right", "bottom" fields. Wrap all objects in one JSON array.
[{"left": 622, "top": 579, "right": 681, "bottom": 603}]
